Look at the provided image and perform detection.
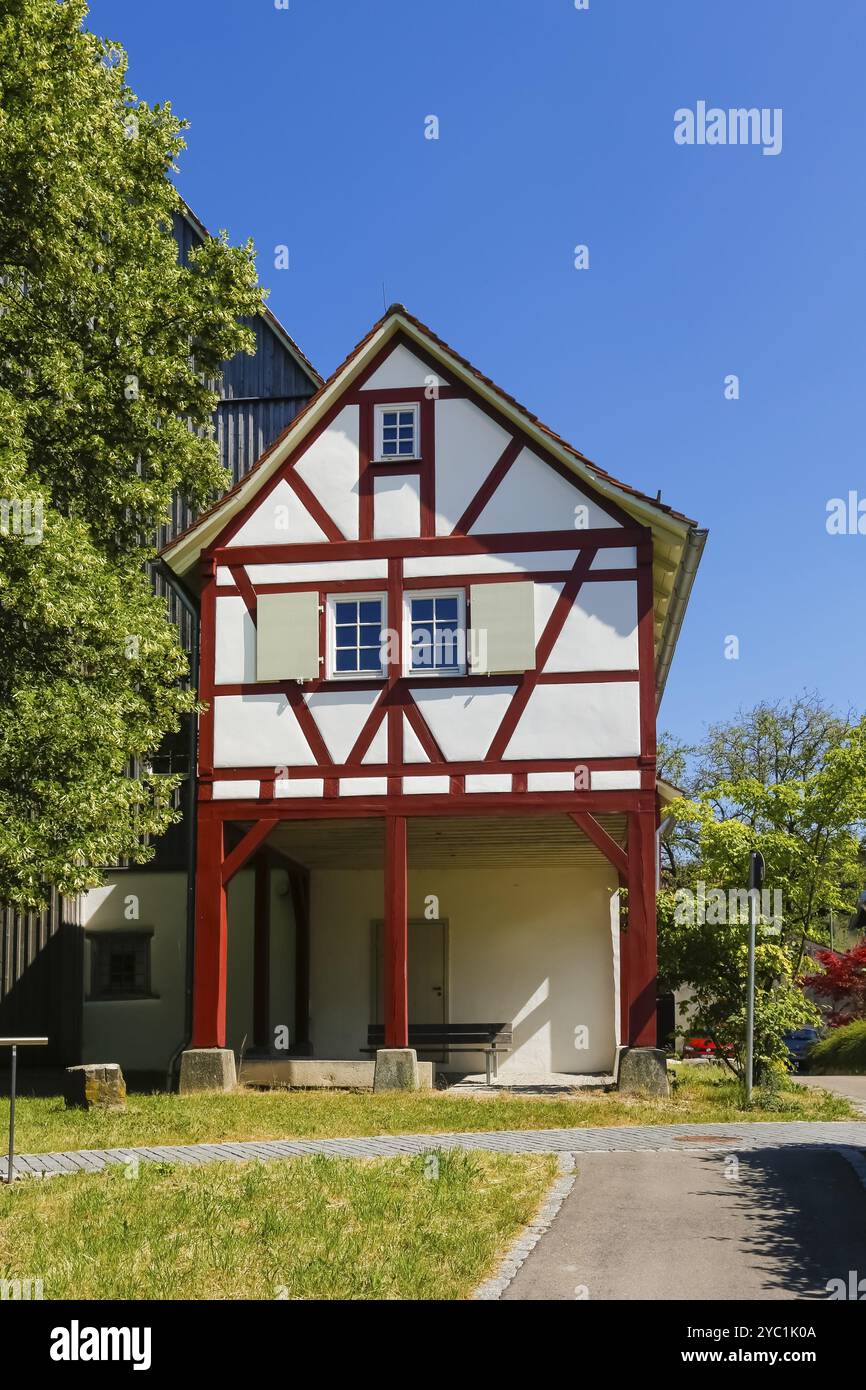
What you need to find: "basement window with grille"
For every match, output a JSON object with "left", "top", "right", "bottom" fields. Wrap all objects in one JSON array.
[
  {"left": 87, "top": 930, "right": 156, "bottom": 1001},
  {"left": 374, "top": 403, "right": 419, "bottom": 461}
]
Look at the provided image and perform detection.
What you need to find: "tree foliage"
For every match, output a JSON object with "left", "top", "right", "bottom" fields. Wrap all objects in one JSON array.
[
  {"left": 658, "top": 695, "right": 866, "bottom": 1082},
  {"left": 0, "top": 0, "right": 265, "bottom": 903}
]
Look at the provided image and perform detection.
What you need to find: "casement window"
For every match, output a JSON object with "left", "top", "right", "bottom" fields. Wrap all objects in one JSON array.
[
  {"left": 374, "top": 403, "right": 419, "bottom": 461},
  {"left": 406, "top": 589, "right": 466, "bottom": 675},
  {"left": 328, "top": 593, "right": 387, "bottom": 677},
  {"left": 87, "top": 930, "right": 155, "bottom": 1001}
]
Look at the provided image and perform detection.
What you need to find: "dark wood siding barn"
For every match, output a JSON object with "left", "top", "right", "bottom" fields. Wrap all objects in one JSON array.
[{"left": 0, "top": 204, "right": 320, "bottom": 1066}]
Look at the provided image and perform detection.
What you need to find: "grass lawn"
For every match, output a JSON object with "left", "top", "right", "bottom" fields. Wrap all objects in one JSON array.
[
  {"left": 5, "top": 1065, "right": 858, "bottom": 1155},
  {"left": 0, "top": 1150, "right": 556, "bottom": 1300}
]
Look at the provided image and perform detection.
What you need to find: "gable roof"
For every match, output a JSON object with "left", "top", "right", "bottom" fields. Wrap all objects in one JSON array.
[
  {"left": 177, "top": 197, "right": 322, "bottom": 390},
  {"left": 162, "top": 304, "right": 706, "bottom": 702}
]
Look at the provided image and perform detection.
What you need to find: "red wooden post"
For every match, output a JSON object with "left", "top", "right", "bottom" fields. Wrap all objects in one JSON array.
[
  {"left": 383, "top": 815, "right": 408, "bottom": 1048},
  {"left": 192, "top": 816, "right": 229, "bottom": 1048},
  {"left": 626, "top": 809, "right": 657, "bottom": 1046},
  {"left": 252, "top": 853, "right": 270, "bottom": 1050}
]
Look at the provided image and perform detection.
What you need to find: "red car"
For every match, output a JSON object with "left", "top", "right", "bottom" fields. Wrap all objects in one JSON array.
[{"left": 683, "top": 1036, "right": 735, "bottom": 1058}]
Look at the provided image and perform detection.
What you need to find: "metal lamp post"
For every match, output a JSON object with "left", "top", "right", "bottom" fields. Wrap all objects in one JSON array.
[
  {"left": 3, "top": 1038, "right": 49, "bottom": 1183},
  {"left": 745, "top": 852, "right": 765, "bottom": 1106}
]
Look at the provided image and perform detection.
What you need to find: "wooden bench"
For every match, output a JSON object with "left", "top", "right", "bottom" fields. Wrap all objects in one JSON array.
[{"left": 365, "top": 1024, "right": 512, "bottom": 1084}]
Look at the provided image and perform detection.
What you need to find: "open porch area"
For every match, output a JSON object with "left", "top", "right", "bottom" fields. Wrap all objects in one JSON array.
[{"left": 195, "top": 804, "right": 659, "bottom": 1082}]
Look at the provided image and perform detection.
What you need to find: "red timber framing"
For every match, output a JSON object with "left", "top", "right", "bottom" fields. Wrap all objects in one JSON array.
[{"left": 186, "top": 322, "right": 666, "bottom": 1054}]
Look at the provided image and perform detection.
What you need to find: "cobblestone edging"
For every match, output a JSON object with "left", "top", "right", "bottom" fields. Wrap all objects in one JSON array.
[
  {"left": 472, "top": 1153, "right": 578, "bottom": 1301},
  {"left": 7, "top": 1119, "right": 866, "bottom": 1180},
  {"left": 837, "top": 1145, "right": 866, "bottom": 1193}
]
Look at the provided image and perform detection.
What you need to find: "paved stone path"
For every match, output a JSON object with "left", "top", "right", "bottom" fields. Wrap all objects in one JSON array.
[{"left": 8, "top": 1119, "right": 865, "bottom": 1179}]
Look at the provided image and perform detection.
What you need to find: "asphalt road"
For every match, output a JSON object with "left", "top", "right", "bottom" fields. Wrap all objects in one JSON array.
[
  {"left": 795, "top": 1074, "right": 866, "bottom": 1107},
  {"left": 502, "top": 1147, "right": 866, "bottom": 1300}
]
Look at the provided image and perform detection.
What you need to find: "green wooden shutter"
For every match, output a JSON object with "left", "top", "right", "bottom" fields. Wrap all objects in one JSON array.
[
  {"left": 469, "top": 581, "right": 536, "bottom": 675},
  {"left": 256, "top": 591, "right": 320, "bottom": 681}
]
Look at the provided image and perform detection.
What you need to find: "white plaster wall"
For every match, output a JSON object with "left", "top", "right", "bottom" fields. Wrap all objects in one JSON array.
[
  {"left": 215, "top": 596, "right": 256, "bottom": 685},
  {"left": 293, "top": 405, "right": 360, "bottom": 539},
  {"left": 534, "top": 579, "right": 639, "bottom": 671},
  {"left": 373, "top": 472, "right": 421, "bottom": 539},
  {"left": 471, "top": 448, "right": 620, "bottom": 534},
  {"left": 227, "top": 479, "right": 326, "bottom": 548},
  {"left": 404, "top": 549, "right": 580, "bottom": 579},
  {"left": 434, "top": 397, "right": 511, "bottom": 534},
  {"left": 81, "top": 872, "right": 188, "bottom": 1074},
  {"left": 213, "top": 694, "right": 316, "bottom": 767},
  {"left": 409, "top": 684, "right": 514, "bottom": 761},
  {"left": 309, "top": 864, "right": 617, "bottom": 1074},
  {"left": 360, "top": 344, "right": 447, "bottom": 391},
  {"left": 505, "top": 681, "right": 641, "bottom": 760}
]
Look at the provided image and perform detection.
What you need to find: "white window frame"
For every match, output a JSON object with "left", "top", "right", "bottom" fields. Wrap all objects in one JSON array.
[
  {"left": 374, "top": 402, "right": 420, "bottom": 463},
  {"left": 403, "top": 587, "right": 467, "bottom": 678},
  {"left": 326, "top": 591, "right": 388, "bottom": 680}
]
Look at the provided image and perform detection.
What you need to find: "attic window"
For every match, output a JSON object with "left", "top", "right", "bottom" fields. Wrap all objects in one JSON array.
[{"left": 374, "top": 404, "right": 419, "bottom": 461}]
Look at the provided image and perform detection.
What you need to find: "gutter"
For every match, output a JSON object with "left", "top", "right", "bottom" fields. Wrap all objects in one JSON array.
[
  {"left": 655, "top": 527, "right": 708, "bottom": 707},
  {"left": 153, "top": 559, "right": 200, "bottom": 1090}
]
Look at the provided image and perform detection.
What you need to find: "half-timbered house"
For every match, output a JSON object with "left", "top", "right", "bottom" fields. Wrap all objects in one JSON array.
[{"left": 157, "top": 305, "right": 705, "bottom": 1080}]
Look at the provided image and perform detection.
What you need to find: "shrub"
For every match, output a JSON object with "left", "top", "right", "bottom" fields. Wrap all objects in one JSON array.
[{"left": 808, "top": 1019, "right": 866, "bottom": 1074}]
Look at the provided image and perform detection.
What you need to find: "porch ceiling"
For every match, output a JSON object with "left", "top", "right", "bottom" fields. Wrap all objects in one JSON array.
[{"left": 257, "top": 814, "right": 627, "bottom": 871}]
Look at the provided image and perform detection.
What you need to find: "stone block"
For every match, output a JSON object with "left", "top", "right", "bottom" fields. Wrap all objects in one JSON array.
[
  {"left": 178, "top": 1048, "right": 237, "bottom": 1094},
  {"left": 617, "top": 1046, "right": 670, "bottom": 1097},
  {"left": 373, "top": 1048, "right": 420, "bottom": 1092},
  {"left": 63, "top": 1063, "right": 126, "bottom": 1111}
]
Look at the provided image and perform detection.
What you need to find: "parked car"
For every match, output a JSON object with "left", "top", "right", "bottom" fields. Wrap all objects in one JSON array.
[
  {"left": 783, "top": 1027, "right": 821, "bottom": 1070},
  {"left": 682, "top": 1036, "right": 735, "bottom": 1059}
]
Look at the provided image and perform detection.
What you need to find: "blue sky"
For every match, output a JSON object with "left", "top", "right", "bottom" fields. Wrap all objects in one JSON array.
[{"left": 87, "top": 0, "right": 866, "bottom": 746}]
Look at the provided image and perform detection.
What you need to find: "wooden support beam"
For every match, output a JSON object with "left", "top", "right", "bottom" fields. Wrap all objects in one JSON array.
[
  {"left": 626, "top": 809, "right": 658, "bottom": 1047},
  {"left": 569, "top": 811, "right": 629, "bottom": 878},
  {"left": 221, "top": 819, "right": 278, "bottom": 886},
  {"left": 383, "top": 815, "right": 408, "bottom": 1048},
  {"left": 191, "top": 817, "right": 229, "bottom": 1049},
  {"left": 288, "top": 869, "right": 311, "bottom": 1053},
  {"left": 252, "top": 854, "right": 270, "bottom": 1050}
]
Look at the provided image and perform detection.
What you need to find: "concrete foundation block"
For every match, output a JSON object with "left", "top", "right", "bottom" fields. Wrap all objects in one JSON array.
[
  {"left": 63, "top": 1063, "right": 126, "bottom": 1111},
  {"left": 240, "top": 1057, "right": 433, "bottom": 1090},
  {"left": 178, "top": 1048, "right": 237, "bottom": 1094},
  {"left": 616, "top": 1046, "right": 670, "bottom": 1097},
  {"left": 373, "top": 1048, "right": 420, "bottom": 1092}
]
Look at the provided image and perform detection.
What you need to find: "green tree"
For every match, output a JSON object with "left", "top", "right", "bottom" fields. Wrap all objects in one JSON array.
[
  {"left": 0, "top": 0, "right": 264, "bottom": 903},
  {"left": 658, "top": 698, "right": 866, "bottom": 1083}
]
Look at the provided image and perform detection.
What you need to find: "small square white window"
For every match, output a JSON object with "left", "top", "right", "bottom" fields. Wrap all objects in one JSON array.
[
  {"left": 404, "top": 589, "right": 466, "bottom": 676},
  {"left": 374, "top": 403, "right": 419, "bottom": 461},
  {"left": 327, "top": 593, "right": 388, "bottom": 679}
]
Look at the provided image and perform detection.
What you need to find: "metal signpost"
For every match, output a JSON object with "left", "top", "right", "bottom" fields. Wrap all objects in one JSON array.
[
  {"left": 2, "top": 1037, "right": 49, "bottom": 1183},
  {"left": 744, "top": 852, "right": 765, "bottom": 1106}
]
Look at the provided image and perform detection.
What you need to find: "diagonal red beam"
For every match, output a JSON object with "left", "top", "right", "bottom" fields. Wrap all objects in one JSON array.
[
  {"left": 285, "top": 470, "right": 345, "bottom": 543},
  {"left": 403, "top": 693, "right": 446, "bottom": 763},
  {"left": 569, "top": 811, "right": 629, "bottom": 878},
  {"left": 221, "top": 818, "right": 279, "bottom": 886},
  {"left": 486, "top": 547, "right": 598, "bottom": 761},
  {"left": 453, "top": 437, "right": 522, "bottom": 535},
  {"left": 229, "top": 564, "right": 258, "bottom": 622},
  {"left": 286, "top": 685, "right": 334, "bottom": 766},
  {"left": 346, "top": 697, "right": 389, "bottom": 765}
]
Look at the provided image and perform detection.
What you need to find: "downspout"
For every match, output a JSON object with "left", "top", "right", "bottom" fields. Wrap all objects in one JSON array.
[
  {"left": 153, "top": 558, "right": 200, "bottom": 1090},
  {"left": 655, "top": 527, "right": 708, "bottom": 706}
]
